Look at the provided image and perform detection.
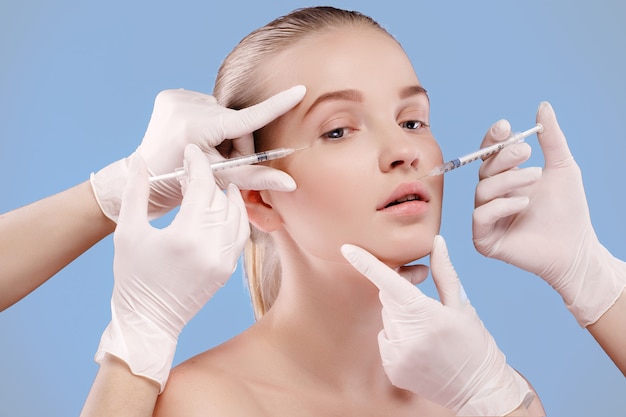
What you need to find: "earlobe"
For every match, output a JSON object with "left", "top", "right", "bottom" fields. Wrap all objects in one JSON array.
[{"left": 241, "top": 189, "right": 282, "bottom": 232}]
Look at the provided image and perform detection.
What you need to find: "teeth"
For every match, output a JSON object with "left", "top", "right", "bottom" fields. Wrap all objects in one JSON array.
[{"left": 388, "top": 194, "right": 420, "bottom": 207}]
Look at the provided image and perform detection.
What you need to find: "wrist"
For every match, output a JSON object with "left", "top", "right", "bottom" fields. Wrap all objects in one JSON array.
[
  {"left": 562, "top": 243, "right": 626, "bottom": 327},
  {"left": 456, "top": 365, "right": 534, "bottom": 416},
  {"left": 90, "top": 158, "right": 130, "bottom": 223},
  {"left": 95, "top": 302, "right": 179, "bottom": 393}
]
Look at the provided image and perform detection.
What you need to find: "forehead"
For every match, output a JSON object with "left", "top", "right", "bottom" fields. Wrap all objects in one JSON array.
[{"left": 261, "top": 27, "right": 421, "bottom": 98}]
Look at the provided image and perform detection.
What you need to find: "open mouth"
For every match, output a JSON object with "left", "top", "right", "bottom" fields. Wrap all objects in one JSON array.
[
  {"left": 384, "top": 194, "right": 422, "bottom": 208},
  {"left": 378, "top": 182, "right": 430, "bottom": 211}
]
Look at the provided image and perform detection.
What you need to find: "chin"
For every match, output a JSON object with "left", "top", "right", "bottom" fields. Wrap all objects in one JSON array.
[
  {"left": 380, "top": 228, "right": 438, "bottom": 264},
  {"left": 373, "top": 241, "right": 433, "bottom": 268}
]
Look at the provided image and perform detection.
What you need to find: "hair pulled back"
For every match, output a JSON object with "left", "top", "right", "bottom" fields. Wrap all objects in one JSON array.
[{"left": 212, "top": 6, "right": 391, "bottom": 319}]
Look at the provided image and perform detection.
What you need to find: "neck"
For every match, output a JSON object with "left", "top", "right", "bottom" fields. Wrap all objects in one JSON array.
[{"left": 254, "top": 250, "right": 390, "bottom": 392}]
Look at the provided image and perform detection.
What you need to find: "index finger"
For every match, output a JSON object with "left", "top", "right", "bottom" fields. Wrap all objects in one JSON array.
[
  {"left": 479, "top": 119, "right": 512, "bottom": 148},
  {"left": 477, "top": 118, "right": 535, "bottom": 180},
  {"left": 219, "top": 85, "right": 306, "bottom": 139},
  {"left": 341, "top": 244, "right": 426, "bottom": 305}
]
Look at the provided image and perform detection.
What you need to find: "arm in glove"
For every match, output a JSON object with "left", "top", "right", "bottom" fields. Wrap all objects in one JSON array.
[
  {"left": 94, "top": 143, "right": 249, "bottom": 392},
  {"left": 472, "top": 102, "right": 626, "bottom": 332},
  {"left": 341, "top": 236, "right": 537, "bottom": 416},
  {"left": 91, "top": 85, "right": 305, "bottom": 222},
  {"left": 0, "top": 85, "right": 303, "bottom": 311}
]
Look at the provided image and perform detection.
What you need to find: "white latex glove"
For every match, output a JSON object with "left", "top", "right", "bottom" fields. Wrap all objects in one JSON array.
[
  {"left": 341, "top": 235, "right": 533, "bottom": 416},
  {"left": 95, "top": 144, "right": 249, "bottom": 391},
  {"left": 91, "top": 85, "right": 305, "bottom": 222},
  {"left": 473, "top": 102, "right": 626, "bottom": 327}
]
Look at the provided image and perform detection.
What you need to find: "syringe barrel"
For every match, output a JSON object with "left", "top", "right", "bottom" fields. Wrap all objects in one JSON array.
[
  {"left": 210, "top": 154, "right": 260, "bottom": 170},
  {"left": 420, "top": 123, "right": 543, "bottom": 180}
]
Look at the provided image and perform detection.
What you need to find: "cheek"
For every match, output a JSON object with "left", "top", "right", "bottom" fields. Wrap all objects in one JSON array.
[
  {"left": 427, "top": 138, "right": 444, "bottom": 167},
  {"left": 276, "top": 148, "right": 373, "bottom": 218},
  {"left": 271, "top": 161, "right": 371, "bottom": 259}
]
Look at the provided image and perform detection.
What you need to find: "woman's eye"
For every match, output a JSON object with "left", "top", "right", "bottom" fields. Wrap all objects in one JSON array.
[
  {"left": 400, "top": 120, "right": 429, "bottom": 130},
  {"left": 321, "top": 127, "right": 351, "bottom": 141}
]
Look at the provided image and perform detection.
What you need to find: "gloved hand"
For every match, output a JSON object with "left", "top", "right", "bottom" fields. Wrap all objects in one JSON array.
[
  {"left": 473, "top": 102, "right": 626, "bottom": 327},
  {"left": 91, "top": 85, "right": 305, "bottom": 222},
  {"left": 95, "top": 144, "right": 249, "bottom": 391},
  {"left": 341, "top": 235, "right": 534, "bottom": 416}
]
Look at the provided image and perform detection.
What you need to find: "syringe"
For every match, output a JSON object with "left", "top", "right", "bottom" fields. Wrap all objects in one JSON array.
[
  {"left": 149, "top": 147, "right": 297, "bottom": 183},
  {"left": 418, "top": 123, "right": 543, "bottom": 179}
]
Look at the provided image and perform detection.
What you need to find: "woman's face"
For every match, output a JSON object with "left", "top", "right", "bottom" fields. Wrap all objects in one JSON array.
[{"left": 255, "top": 27, "right": 444, "bottom": 267}]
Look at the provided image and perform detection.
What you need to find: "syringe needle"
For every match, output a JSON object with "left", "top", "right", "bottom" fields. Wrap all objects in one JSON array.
[{"left": 418, "top": 123, "right": 543, "bottom": 179}]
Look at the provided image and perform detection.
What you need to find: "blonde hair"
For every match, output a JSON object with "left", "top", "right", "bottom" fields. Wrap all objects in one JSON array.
[{"left": 212, "top": 6, "right": 392, "bottom": 319}]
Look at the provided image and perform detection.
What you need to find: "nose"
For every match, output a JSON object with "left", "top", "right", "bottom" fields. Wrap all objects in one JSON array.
[{"left": 378, "top": 128, "right": 421, "bottom": 173}]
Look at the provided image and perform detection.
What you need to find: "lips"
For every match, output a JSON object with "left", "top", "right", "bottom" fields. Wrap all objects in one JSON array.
[
  {"left": 378, "top": 182, "right": 430, "bottom": 210},
  {"left": 385, "top": 194, "right": 420, "bottom": 207}
]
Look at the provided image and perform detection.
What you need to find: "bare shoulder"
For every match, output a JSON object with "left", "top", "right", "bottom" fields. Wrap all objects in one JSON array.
[{"left": 153, "top": 343, "right": 263, "bottom": 417}]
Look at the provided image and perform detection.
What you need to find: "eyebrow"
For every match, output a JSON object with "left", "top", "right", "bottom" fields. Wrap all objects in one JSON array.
[
  {"left": 304, "top": 85, "right": 429, "bottom": 117},
  {"left": 304, "top": 89, "right": 363, "bottom": 117},
  {"left": 400, "top": 85, "right": 429, "bottom": 101}
]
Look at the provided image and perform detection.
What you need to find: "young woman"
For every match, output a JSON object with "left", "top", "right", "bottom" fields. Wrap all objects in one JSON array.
[
  {"left": 149, "top": 7, "right": 543, "bottom": 416},
  {"left": 4, "top": 5, "right": 620, "bottom": 417}
]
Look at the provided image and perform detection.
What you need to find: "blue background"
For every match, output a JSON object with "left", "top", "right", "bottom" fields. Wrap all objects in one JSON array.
[{"left": 1, "top": 1, "right": 625, "bottom": 416}]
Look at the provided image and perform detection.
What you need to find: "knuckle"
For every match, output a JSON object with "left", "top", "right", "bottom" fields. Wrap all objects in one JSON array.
[
  {"left": 113, "top": 227, "right": 137, "bottom": 248},
  {"left": 155, "top": 89, "right": 176, "bottom": 104},
  {"left": 474, "top": 182, "right": 488, "bottom": 204}
]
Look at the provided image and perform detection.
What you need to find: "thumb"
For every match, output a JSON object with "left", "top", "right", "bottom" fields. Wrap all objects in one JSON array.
[
  {"left": 397, "top": 264, "right": 430, "bottom": 285},
  {"left": 536, "top": 101, "right": 574, "bottom": 168},
  {"left": 430, "top": 235, "right": 468, "bottom": 308},
  {"left": 341, "top": 244, "right": 424, "bottom": 305}
]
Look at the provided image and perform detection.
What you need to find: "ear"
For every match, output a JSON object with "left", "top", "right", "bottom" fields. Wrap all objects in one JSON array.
[{"left": 240, "top": 189, "right": 283, "bottom": 233}]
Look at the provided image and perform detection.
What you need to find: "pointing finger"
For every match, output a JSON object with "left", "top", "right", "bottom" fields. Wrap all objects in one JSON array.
[
  {"left": 341, "top": 244, "right": 425, "bottom": 305},
  {"left": 218, "top": 85, "right": 306, "bottom": 139}
]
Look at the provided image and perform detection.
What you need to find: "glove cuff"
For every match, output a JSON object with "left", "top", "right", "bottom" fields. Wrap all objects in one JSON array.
[
  {"left": 564, "top": 244, "right": 626, "bottom": 327},
  {"left": 95, "top": 301, "right": 178, "bottom": 393},
  {"left": 456, "top": 365, "right": 534, "bottom": 416},
  {"left": 90, "top": 158, "right": 130, "bottom": 223}
]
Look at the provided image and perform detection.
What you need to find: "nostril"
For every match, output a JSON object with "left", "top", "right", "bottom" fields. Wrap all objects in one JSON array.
[
  {"left": 389, "top": 159, "right": 419, "bottom": 170},
  {"left": 380, "top": 140, "right": 421, "bottom": 173},
  {"left": 389, "top": 157, "right": 419, "bottom": 170}
]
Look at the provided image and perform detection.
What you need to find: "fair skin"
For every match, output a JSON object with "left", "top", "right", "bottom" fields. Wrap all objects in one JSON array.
[
  {"left": 80, "top": 354, "right": 159, "bottom": 417},
  {"left": 154, "top": 27, "right": 543, "bottom": 416},
  {"left": 0, "top": 181, "right": 115, "bottom": 311},
  {"left": 0, "top": 12, "right": 617, "bottom": 417},
  {"left": 0, "top": 182, "right": 161, "bottom": 417},
  {"left": 588, "top": 289, "right": 626, "bottom": 374}
]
